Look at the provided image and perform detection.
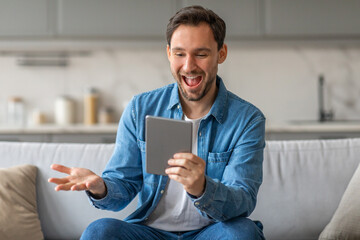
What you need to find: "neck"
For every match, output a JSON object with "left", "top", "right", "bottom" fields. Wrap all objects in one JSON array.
[{"left": 181, "top": 84, "right": 218, "bottom": 119}]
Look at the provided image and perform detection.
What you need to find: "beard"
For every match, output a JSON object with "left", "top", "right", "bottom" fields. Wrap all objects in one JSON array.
[{"left": 173, "top": 70, "right": 216, "bottom": 102}]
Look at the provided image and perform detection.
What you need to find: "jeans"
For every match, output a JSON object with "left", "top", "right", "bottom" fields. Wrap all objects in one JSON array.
[{"left": 80, "top": 217, "right": 265, "bottom": 240}]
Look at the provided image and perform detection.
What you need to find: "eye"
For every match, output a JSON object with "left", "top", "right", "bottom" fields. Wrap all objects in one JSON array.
[
  {"left": 174, "top": 52, "right": 184, "bottom": 57},
  {"left": 196, "top": 53, "right": 208, "bottom": 58}
]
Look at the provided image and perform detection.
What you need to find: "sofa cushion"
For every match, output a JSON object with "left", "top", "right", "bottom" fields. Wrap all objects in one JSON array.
[
  {"left": 319, "top": 162, "right": 360, "bottom": 240},
  {"left": 250, "top": 138, "right": 360, "bottom": 240},
  {"left": 0, "top": 164, "right": 44, "bottom": 240}
]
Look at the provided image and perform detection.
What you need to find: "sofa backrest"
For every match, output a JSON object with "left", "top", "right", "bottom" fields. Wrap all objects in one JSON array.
[
  {"left": 0, "top": 142, "right": 137, "bottom": 240},
  {"left": 1, "top": 138, "right": 360, "bottom": 240},
  {"left": 250, "top": 138, "right": 360, "bottom": 240}
]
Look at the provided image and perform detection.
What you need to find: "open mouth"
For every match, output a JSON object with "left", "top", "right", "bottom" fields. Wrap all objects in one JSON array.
[{"left": 182, "top": 75, "right": 202, "bottom": 88}]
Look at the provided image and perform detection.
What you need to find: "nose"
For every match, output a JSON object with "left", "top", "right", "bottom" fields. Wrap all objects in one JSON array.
[{"left": 183, "top": 55, "right": 197, "bottom": 73}]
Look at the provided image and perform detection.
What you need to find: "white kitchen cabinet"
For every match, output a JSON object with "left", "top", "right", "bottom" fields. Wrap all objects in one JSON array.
[
  {"left": 264, "top": 0, "right": 360, "bottom": 37},
  {"left": 180, "top": 0, "right": 261, "bottom": 38},
  {"left": 57, "top": 0, "right": 176, "bottom": 38},
  {"left": 0, "top": 0, "right": 53, "bottom": 37}
]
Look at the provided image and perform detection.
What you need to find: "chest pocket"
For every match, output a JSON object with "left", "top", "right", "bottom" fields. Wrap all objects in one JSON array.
[{"left": 206, "top": 150, "right": 232, "bottom": 180}]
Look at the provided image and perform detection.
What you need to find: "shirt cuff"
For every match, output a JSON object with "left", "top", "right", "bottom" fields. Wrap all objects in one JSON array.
[
  {"left": 188, "top": 175, "right": 216, "bottom": 207},
  {"left": 86, "top": 179, "right": 113, "bottom": 208},
  {"left": 187, "top": 178, "right": 207, "bottom": 199}
]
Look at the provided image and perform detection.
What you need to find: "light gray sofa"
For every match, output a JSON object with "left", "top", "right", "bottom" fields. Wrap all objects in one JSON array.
[{"left": 0, "top": 138, "right": 359, "bottom": 240}]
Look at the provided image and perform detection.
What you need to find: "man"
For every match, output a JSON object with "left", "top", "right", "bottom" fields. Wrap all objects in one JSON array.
[{"left": 49, "top": 5, "right": 266, "bottom": 240}]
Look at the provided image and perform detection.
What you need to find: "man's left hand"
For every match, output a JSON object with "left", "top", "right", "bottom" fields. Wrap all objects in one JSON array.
[{"left": 165, "top": 153, "right": 206, "bottom": 197}]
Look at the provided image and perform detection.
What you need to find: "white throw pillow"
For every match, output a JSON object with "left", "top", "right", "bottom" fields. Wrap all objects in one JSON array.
[{"left": 319, "top": 162, "right": 360, "bottom": 240}]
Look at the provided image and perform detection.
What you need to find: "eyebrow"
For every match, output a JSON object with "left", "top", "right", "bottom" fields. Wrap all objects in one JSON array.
[{"left": 171, "top": 47, "right": 211, "bottom": 52}]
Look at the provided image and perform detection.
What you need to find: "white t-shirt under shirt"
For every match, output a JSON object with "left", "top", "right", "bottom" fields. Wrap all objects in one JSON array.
[{"left": 144, "top": 115, "right": 213, "bottom": 231}]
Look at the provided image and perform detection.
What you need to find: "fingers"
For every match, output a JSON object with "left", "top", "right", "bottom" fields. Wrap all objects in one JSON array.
[
  {"left": 173, "top": 153, "right": 205, "bottom": 165},
  {"left": 173, "top": 152, "right": 194, "bottom": 160},
  {"left": 54, "top": 182, "right": 74, "bottom": 191},
  {"left": 166, "top": 153, "right": 206, "bottom": 197},
  {"left": 48, "top": 177, "right": 69, "bottom": 185},
  {"left": 51, "top": 164, "right": 72, "bottom": 175},
  {"left": 71, "top": 183, "right": 87, "bottom": 191},
  {"left": 54, "top": 182, "right": 88, "bottom": 191},
  {"left": 166, "top": 157, "right": 195, "bottom": 177},
  {"left": 167, "top": 154, "right": 205, "bottom": 172},
  {"left": 49, "top": 164, "right": 105, "bottom": 194},
  {"left": 167, "top": 173, "right": 187, "bottom": 185},
  {"left": 168, "top": 158, "right": 195, "bottom": 171},
  {"left": 165, "top": 165, "right": 187, "bottom": 177}
]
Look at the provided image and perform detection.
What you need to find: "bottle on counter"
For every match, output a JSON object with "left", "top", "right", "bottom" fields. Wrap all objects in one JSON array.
[
  {"left": 99, "top": 107, "right": 114, "bottom": 124},
  {"left": 7, "top": 97, "right": 25, "bottom": 127},
  {"left": 55, "top": 96, "right": 75, "bottom": 125},
  {"left": 84, "top": 87, "right": 98, "bottom": 125}
]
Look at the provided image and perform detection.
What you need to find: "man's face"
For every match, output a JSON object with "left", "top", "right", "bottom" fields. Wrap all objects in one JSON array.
[{"left": 167, "top": 23, "right": 227, "bottom": 102}]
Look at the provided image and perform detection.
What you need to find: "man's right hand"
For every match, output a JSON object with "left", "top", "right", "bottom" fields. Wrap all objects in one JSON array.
[{"left": 48, "top": 164, "right": 107, "bottom": 199}]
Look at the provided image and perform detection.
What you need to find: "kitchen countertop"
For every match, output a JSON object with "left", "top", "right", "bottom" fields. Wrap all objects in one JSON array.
[
  {"left": 267, "top": 121, "right": 360, "bottom": 133},
  {"left": 1, "top": 121, "right": 360, "bottom": 134},
  {"left": 0, "top": 124, "right": 118, "bottom": 134}
]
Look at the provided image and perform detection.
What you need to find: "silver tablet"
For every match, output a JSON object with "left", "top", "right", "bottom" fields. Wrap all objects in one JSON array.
[{"left": 145, "top": 115, "right": 192, "bottom": 175}]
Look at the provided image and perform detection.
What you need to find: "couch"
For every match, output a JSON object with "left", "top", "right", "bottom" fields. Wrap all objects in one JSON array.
[{"left": 0, "top": 138, "right": 359, "bottom": 240}]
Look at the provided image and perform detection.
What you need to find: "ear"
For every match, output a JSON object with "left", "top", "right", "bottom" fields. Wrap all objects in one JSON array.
[
  {"left": 218, "top": 44, "right": 227, "bottom": 64},
  {"left": 167, "top": 45, "right": 171, "bottom": 61}
]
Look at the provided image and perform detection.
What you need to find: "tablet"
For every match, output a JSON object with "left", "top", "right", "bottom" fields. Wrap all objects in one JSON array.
[{"left": 145, "top": 115, "right": 192, "bottom": 175}]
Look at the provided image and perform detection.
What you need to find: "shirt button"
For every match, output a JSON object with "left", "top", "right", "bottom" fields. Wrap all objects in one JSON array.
[
  {"left": 177, "top": 105, "right": 180, "bottom": 109},
  {"left": 199, "top": 132, "right": 202, "bottom": 137},
  {"left": 195, "top": 202, "right": 200, "bottom": 206},
  {"left": 160, "top": 190, "right": 164, "bottom": 194}
]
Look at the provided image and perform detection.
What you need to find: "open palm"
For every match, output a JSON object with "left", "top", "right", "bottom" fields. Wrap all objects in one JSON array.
[{"left": 48, "top": 164, "right": 106, "bottom": 197}]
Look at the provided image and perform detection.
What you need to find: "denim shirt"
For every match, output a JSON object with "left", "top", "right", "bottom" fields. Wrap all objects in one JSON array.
[{"left": 88, "top": 76, "right": 266, "bottom": 223}]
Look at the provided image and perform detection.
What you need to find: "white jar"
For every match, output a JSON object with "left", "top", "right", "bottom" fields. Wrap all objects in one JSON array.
[
  {"left": 55, "top": 96, "right": 75, "bottom": 125},
  {"left": 7, "top": 97, "right": 25, "bottom": 127}
]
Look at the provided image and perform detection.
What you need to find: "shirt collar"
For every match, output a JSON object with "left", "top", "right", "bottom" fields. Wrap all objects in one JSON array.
[
  {"left": 167, "top": 82, "right": 181, "bottom": 110},
  {"left": 208, "top": 76, "right": 228, "bottom": 124},
  {"left": 167, "top": 75, "right": 228, "bottom": 124}
]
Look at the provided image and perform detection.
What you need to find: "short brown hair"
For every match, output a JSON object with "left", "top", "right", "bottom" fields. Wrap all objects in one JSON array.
[{"left": 166, "top": 5, "right": 226, "bottom": 50}]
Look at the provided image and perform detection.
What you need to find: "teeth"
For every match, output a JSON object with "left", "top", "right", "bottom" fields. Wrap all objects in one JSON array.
[{"left": 184, "top": 76, "right": 199, "bottom": 79}]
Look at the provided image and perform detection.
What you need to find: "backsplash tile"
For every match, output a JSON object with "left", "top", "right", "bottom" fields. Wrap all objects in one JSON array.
[{"left": 0, "top": 42, "right": 360, "bottom": 125}]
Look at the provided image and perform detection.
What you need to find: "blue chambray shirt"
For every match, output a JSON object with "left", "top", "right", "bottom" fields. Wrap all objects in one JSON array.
[{"left": 88, "top": 76, "right": 266, "bottom": 224}]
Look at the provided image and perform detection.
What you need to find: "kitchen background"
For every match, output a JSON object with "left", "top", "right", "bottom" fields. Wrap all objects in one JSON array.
[
  {"left": 1, "top": 0, "right": 360, "bottom": 142},
  {"left": 1, "top": 44, "right": 360, "bottom": 125}
]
